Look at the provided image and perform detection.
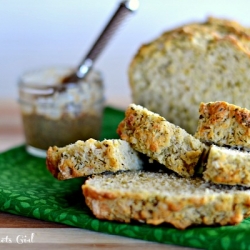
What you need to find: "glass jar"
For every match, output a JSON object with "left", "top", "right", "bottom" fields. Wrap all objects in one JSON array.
[{"left": 18, "top": 66, "right": 104, "bottom": 157}]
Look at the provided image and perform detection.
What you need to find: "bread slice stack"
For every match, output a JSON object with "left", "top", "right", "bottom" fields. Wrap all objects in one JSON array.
[
  {"left": 195, "top": 101, "right": 250, "bottom": 186},
  {"left": 46, "top": 101, "right": 250, "bottom": 229}
]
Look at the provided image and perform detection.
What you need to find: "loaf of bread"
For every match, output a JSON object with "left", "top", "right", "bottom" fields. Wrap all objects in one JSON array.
[
  {"left": 195, "top": 101, "right": 250, "bottom": 148},
  {"left": 46, "top": 139, "right": 143, "bottom": 180},
  {"left": 83, "top": 171, "right": 250, "bottom": 229},
  {"left": 129, "top": 17, "right": 250, "bottom": 134},
  {"left": 204, "top": 145, "right": 250, "bottom": 186},
  {"left": 117, "top": 104, "right": 206, "bottom": 177}
]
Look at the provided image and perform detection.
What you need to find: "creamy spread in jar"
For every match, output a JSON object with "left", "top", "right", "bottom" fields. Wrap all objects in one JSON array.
[{"left": 18, "top": 66, "right": 104, "bottom": 157}]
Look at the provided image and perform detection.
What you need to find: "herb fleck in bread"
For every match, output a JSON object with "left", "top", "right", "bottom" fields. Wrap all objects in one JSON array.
[
  {"left": 129, "top": 17, "right": 250, "bottom": 134},
  {"left": 195, "top": 101, "right": 250, "bottom": 148},
  {"left": 117, "top": 104, "right": 206, "bottom": 177},
  {"left": 46, "top": 139, "right": 143, "bottom": 180},
  {"left": 204, "top": 145, "right": 250, "bottom": 186},
  {"left": 83, "top": 171, "right": 250, "bottom": 229}
]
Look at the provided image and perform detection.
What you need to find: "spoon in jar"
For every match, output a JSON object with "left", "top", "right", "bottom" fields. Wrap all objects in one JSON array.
[{"left": 62, "top": 0, "right": 139, "bottom": 84}]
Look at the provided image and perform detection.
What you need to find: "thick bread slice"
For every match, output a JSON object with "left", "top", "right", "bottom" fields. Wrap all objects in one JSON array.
[
  {"left": 194, "top": 101, "right": 250, "bottom": 148},
  {"left": 204, "top": 145, "right": 250, "bottom": 186},
  {"left": 129, "top": 17, "right": 250, "bottom": 134},
  {"left": 117, "top": 104, "right": 206, "bottom": 177},
  {"left": 82, "top": 171, "right": 250, "bottom": 229},
  {"left": 46, "top": 139, "right": 143, "bottom": 180}
]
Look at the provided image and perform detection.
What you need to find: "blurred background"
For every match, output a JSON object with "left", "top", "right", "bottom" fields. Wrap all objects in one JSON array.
[{"left": 1, "top": 0, "right": 250, "bottom": 103}]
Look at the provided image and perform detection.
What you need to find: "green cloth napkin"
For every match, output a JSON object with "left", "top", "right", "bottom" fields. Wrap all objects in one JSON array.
[{"left": 0, "top": 106, "right": 250, "bottom": 250}]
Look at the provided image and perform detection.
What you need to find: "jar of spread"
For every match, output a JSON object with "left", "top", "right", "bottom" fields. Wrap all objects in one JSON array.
[{"left": 18, "top": 66, "right": 104, "bottom": 157}]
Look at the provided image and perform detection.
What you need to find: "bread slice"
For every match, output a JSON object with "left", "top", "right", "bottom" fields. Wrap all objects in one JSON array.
[
  {"left": 82, "top": 171, "right": 250, "bottom": 229},
  {"left": 46, "top": 139, "right": 143, "bottom": 180},
  {"left": 117, "top": 104, "right": 206, "bottom": 177},
  {"left": 194, "top": 101, "right": 250, "bottom": 148},
  {"left": 204, "top": 145, "right": 250, "bottom": 186},
  {"left": 129, "top": 17, "right": 250, "bottom": 134}
]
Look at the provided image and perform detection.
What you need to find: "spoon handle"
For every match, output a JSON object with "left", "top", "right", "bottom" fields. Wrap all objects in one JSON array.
[{"left": 75, "top": 0, "right": 139, "bottom": 79}]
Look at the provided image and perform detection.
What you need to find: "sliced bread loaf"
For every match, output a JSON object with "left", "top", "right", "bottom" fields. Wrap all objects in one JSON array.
[
  {"left": 204, "top": 145, "right": 250, "bottom": 186},
  {"left": 129, "top": 17, "right": 250, "bottom": 134},
  {"left": 83, "top": 171, "right": 250, "bottom": 229},
  {"left": 46, "top": 139, "right": 143, "bottom": 180},
  {"left": 117, "top": 104, "right": 206, "bottom": 177},
  {"left": 194, "top": 101, "right": 250, "bottom": 148}
]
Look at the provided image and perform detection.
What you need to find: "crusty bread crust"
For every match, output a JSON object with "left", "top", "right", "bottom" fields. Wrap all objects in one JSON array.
[
  {"left": 129, "top": 17, "right": 250, "bottom": 134},
  {"left": 83, "top": 171, "right": 250, "bottom": 229},
  {"left": 206, "top": 17, "right": 250, "bottom": 35},
  {"left": 194, "top": 101, "right": 250, "bottom": 148},
  {"left": 46, "top": 139, "right": 143, "bottom": 180},
  {"left": 204, "top": 145, "right": 250, "bottom": 186},
  {"left": 117, "top": 104, "right": 206, "bottom": 177}
]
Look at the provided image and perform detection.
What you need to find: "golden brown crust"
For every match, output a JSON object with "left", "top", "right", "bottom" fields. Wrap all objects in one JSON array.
[
  {"left": 129, "top": 17, "right": 250, "bottom": 77},
  {"left": 117, "top": 104, "right": 206, "bottom": 177},
  {"left": 46, "top": 139, "right": 143, "bottom": 180},
  {"left": 46, "top": 147, "right": 61, "bottom": 177},
  {"left": 82, "top": 171, "right": 250, "bottom": 229},
  {"left": 206, "top": 16, "right": 250, "bottom": 36},
  {"left": 195, "top": 101, "right": 250, "bottom": 148}
]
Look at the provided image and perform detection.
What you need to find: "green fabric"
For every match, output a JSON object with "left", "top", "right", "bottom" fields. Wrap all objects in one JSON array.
[{"left": 0, "top": 106, "right": 250, "bottom": 250}]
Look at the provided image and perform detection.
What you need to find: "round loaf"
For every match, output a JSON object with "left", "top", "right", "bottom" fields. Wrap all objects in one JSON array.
[{"left": 129, "top": 17, "right": 250, "bottom": 134}]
